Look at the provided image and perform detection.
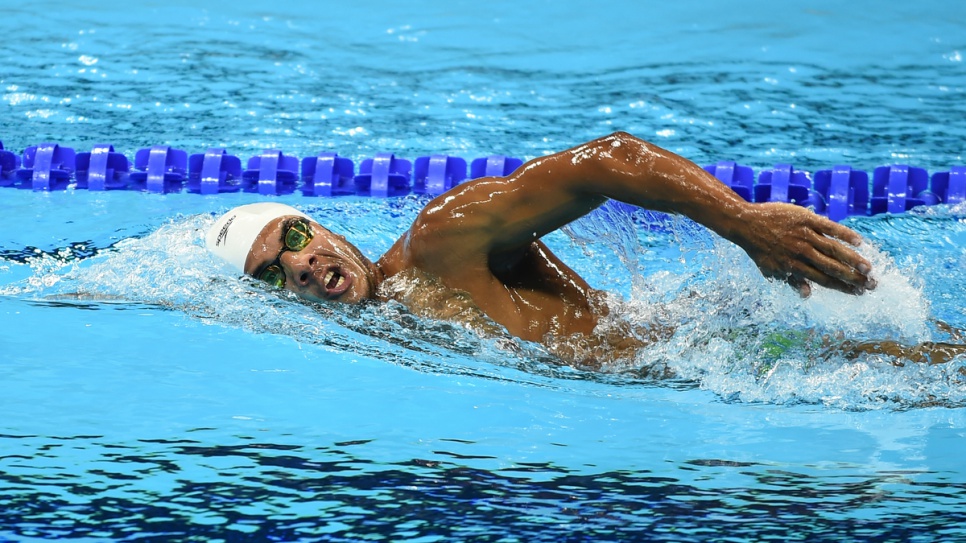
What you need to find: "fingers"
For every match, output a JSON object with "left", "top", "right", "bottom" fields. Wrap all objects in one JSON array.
[
  {"left": 792, "top": 215, "right": 876, "bottom": 292},
  {"left": 809, "top": 216, "right": 874, "bottom": 276},
  {"left": 750, "top": 204, "right": 877, "bottom": 297},
  {"left": 816, "top": 236, "right": 873, "bottom": 277},
  {"left": 786, "top": 254, "right": 869, "bottom": 296},
  {"left": 808, "top": 238, "right": 877, "bottom": 291},
  {"left": 786, "top": 275, "right": 811, "bottom": 298},
  {"left": 780, "top": 258, "right": 873, "bottom": 298},
  {"left": 810, "top": 215, "right": 863, "bottom": 247}
]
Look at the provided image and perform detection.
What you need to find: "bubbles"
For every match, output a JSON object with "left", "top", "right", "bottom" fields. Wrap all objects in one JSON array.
[
  {"left": 627, "top": 230, "right": 966, "bottom": 409},
  {"left": 800, "top": 241, "right": 931, "bottom": 341},
  {"left": 558, "top": 206, "right": 966, "bottom": 409},
  {"left": 3, "top": 211, "right": 587, "bottom": 390},
  {"left": 4, "top": 201, "right": 965, "bottom": 410}
]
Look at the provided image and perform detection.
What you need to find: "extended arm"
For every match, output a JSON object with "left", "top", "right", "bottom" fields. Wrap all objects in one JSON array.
[{"left": 414, "top": 132, "right": 875, "bottom": 296}]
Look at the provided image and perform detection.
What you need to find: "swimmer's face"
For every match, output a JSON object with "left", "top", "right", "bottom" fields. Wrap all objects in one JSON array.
[{"left": 244, "top": 215, "right": 378, "bottom": 304}]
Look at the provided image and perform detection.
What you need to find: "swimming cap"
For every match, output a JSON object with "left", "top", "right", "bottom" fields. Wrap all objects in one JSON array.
[{"left": 206, "top": 203, "right": 309, "bottom": 272}]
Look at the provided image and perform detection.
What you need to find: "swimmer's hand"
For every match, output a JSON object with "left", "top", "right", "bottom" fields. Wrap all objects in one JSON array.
[{"left": 731, "top": 202, "right": 876, "bottom": 298}]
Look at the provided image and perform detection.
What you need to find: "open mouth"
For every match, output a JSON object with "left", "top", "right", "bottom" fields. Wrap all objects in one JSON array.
[
  {"left": 321, "top": 266, "right": 352, "bottom": 297},
  {"left": 324, "top": 269, "right": 344, "bottom": 289}
]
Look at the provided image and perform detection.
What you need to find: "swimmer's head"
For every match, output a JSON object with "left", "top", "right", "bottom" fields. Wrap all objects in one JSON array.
[
  {"left": 206, "top": 203, "right": 380, "bottom": 303},
  {"left": 206, "top": 203, "right": 309, "bottom": 272}
]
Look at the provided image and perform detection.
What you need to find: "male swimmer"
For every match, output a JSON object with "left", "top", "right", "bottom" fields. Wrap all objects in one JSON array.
[{"left": 206, "top": 132, "right": 964, "bottom": 366}]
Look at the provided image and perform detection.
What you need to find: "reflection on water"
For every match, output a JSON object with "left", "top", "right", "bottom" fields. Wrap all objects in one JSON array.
[{"left": 3, "top": 433, "right": 965, "bottom": 542}]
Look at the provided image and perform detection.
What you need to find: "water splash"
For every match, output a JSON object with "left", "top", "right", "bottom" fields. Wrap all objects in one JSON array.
[
  {"left": 1, "top": 213, "right": 598, "bottom": 389},
  {"left": 4, "top": 204, "right": 964, "bottom": 410},
  {"left": 596, "top": 209, "right": 966, "bottom": 409}
]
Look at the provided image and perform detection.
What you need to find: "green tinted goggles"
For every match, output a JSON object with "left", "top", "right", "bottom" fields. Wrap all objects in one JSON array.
[{"left": 257, "top": 218, "right": 314, "bottom": 288}]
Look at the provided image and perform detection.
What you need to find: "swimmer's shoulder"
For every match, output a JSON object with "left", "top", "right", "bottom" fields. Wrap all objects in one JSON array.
[{"left": 400, "top": 189, "right": 498, "bottom": 268}]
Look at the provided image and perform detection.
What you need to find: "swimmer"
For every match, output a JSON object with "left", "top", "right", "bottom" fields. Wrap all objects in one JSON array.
[{"left": 206, "top": 132, "right": 963, "bottom": 366}]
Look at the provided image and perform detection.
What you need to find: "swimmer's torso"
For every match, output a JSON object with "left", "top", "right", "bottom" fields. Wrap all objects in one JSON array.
[
  {"left": 377, "top": 235, "right": 667, "bottom": 369},
  {"left": 373, "top": 166, "right": 669, "bottom": 366},
  {"left": 379, "top": 237, "right": 601, "bottom": 343}
]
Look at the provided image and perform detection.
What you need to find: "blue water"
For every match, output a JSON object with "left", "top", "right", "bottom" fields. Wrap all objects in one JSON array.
[{"left": 2, "top": 0, "right": 966, "bottom": 541}]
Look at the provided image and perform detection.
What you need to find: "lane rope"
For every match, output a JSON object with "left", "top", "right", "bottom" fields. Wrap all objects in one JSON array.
[{"left": 1, "top": 140, "right": 963, "bottom": 221}]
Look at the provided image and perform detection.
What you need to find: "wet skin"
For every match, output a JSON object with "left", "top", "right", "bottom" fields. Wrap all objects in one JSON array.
[
  {"left": 245, "top": 132, "right": 883, "bottom": 352},
  {"left": 245, "top": 217, "right": 381, "bottom": 305}
]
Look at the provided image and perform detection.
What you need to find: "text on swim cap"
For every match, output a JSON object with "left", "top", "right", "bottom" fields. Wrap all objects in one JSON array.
[{"left": 216, "top": 215, "right": 235, "bottom": 247}]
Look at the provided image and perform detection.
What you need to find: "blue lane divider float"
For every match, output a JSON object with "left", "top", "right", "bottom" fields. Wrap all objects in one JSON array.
[
  {"left": 1, "top": 139, "right": 964, "bottom": 221},
  {"left": 356, "top": 153, "right": 412, "bottom": 197},
  {"left": 414, "top": 155, "right": 467, "bottom": 196},
  {"left": 931, "top": 166, "right": 966, "bottom": 206},
  {"left": 870, "top": 164, "right": 938, "bottom": 215},
  {"left": 129, "top": 146, "right": 187, "bottom": 194},
  {"left": 813, "top": 165, "right": 869, "bottom": 223},
  {"left": 301, "top": 152, "right": 355, "bottom": 197},
  {"left": 471, "top": 155, "right": 523, "bottom": 178},
  {"left": 704, "top": 159, "right": 964, "bottom": 220},
  {"left": 754, "top": 164, "right": 826, "bottom": 212},
  {"left": 243, "top": 149, "right": 300, "bottom": 196},
  {"left": 17, "top": 143, "right": 76, "bottom": 191},
  {"left": 704, "top": 161, "right": 754, "bottom": 202},
  {"left": 0, "top": 141, "right": 21, "bottom": 184},
  {"left": 187, "top": 148, "right": 243, "bottom": 194},
  {"left": 76, "top": 144, "right": 131, "bottom": 191}
]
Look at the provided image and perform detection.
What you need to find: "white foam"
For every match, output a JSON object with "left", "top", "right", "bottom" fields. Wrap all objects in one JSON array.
[
  {"left": 800, "top": 241, "right": 931, "bottom": 341},
  {"left": 581, "top": 216, "right": 962, "bottom": 409},
  {"left": 5, "top": 208, "right": 963, "bottom": 410}
]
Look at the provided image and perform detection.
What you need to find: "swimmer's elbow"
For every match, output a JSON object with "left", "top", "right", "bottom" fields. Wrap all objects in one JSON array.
[
  {"left": 606, "top": 130, "right": 635, "bottom": 142},
  {"left": 593, "top": 132, "right": 663, "bottom": 165},
  {"left": 604, "top": 131, "right": 653, "bottom": 149}
]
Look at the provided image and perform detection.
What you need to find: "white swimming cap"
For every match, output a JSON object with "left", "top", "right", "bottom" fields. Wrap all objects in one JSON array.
[{"left": 206, "top": 202, "right": 309, "bottom": 272}]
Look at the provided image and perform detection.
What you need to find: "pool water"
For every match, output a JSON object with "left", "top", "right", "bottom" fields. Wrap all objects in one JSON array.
[{"left": 2, "top": 0, "right": 966, "bottom": 541}]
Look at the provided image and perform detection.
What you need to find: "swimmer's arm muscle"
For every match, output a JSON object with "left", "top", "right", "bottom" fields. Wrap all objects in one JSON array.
[{"left": 450, "top": 131, "right": 875, "bottom": 296}]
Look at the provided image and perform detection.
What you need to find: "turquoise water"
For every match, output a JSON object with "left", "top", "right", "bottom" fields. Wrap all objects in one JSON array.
[{"left": 2, "top": 0, "right": 966, "bottom": 541}]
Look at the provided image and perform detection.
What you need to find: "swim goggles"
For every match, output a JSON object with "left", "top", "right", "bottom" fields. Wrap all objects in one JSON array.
[{"left": 257, "top": 218, "right": 314, "bottom": 288}]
